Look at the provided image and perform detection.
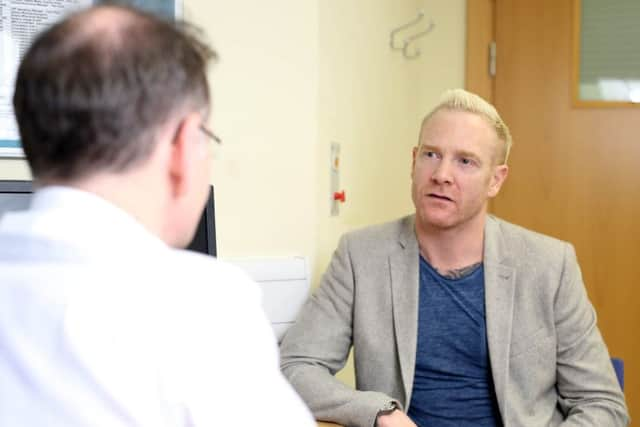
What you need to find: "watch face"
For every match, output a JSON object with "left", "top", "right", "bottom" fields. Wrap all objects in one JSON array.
[{"left": 381, "top": 402, "right": 397, "bottom": 413}]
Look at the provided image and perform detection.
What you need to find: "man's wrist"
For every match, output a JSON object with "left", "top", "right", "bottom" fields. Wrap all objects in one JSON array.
[{"left": 375, "top": 401, "right": 398, "bottom": 426}]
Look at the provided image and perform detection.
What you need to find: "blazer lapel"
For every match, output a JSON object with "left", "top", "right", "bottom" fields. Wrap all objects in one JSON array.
[
  {"left": 483, "top": 216, "right": 516, "bottom": 419},
  {"left": 389, "top": 216, "right": 420, "bottom": 406}
]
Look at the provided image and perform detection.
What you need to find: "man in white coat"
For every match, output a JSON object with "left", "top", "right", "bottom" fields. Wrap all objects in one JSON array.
[{"left": 0, "top": 4, "right": 313, "bottom": 426}]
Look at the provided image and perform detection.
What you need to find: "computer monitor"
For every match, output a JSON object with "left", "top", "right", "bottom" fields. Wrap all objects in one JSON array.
[
  {"left": 186, "top": 186, "right": 217, "bottom": 257},
  {"left": 0, "top": 180, "right": 32, "bottom": 214},
  {"left": 0, "top": 180, "right": 217, "bottom": 257}
]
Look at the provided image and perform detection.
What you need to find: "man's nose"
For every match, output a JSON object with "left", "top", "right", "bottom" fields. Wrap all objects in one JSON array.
[{"left": 431, "top": 159, "right": 453, "bottom": 184}]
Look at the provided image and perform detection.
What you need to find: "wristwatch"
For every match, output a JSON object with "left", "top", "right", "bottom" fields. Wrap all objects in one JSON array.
[{"left": 377, "top": 401, "right": 398, "bottom": 418}]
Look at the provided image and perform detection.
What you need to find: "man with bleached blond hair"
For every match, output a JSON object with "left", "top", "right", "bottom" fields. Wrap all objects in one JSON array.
[{"left": 280, "top": 89, "right": 628, "bottom": 427}]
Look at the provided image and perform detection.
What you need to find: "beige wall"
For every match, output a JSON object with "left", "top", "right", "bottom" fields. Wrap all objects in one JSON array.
[
  {"left": 316, "top": 0, "right": 466, "bottom": 385},
  {"left": 315, "top": 0, "right": 467, "bottom": 280},
  {"left": 0, "top": 160, "right": 29, "bottom": 180},
  {"left": 184, "top": 0, "right": 320, "bottom": 263}
]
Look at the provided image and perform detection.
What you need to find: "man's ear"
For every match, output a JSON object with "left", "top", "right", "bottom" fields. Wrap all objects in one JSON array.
[
  {"left": 488, "top": 164, "right": 509, "bottom": 198},
  {"left": 411, "top": 146, "right": 418, "bottom": 178},
  {"left": 168, "top": 112, "right": 201, "bottom": 198}
]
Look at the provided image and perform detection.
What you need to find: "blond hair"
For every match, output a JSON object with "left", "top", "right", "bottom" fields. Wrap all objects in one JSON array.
[{"left": 420, "top": 89, "right": 513, "bottom": 164}]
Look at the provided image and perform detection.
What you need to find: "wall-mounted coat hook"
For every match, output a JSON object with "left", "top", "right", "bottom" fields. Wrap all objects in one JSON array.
[
  {"left": 402, "top": 20, "right": 435, "bottom": 59},
  {"left": 389, "top": 10, "right": 436, "bottom": 60},
  {"left": 390, "top": 10, "right": 424, "bottom": 50}
]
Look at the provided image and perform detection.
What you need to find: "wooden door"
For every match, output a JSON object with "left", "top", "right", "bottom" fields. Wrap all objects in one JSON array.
[{"left": 468, "top": 0, "right": 639, "bottom": 421}]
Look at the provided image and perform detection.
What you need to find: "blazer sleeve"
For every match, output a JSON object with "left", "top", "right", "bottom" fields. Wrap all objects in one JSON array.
[
  {"left": 555, "top": 243, "right": 630, "bottom": 426},
  {"left": 280, "top": 234, "right": 398, "bottom": 427}
]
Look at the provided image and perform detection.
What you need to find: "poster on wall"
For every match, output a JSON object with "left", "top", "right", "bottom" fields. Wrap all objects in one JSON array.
[{"left": 0, "top": 0, "right": 180, "bottom": 158}]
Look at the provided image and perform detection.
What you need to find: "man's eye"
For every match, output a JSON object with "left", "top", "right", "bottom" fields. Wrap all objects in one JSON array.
[
  {"left": 425, "top": 151, "right": 438, "bottom": 158},
  {"left": 460, "top": 157, "right": 473, "bottom": 165}
]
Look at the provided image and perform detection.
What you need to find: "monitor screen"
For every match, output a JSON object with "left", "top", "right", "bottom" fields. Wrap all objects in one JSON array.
[
  {"left": 0, "top": 182, "right": 31, "bottom": 218},
  {"left": 0, "top": 180, "right": 216, "bottom": 257},
  {"left": 186, "top": 186, "right": 217, "bottom": 257}
]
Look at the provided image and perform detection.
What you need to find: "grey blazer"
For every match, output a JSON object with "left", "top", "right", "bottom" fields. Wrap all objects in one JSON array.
[{"left": 280, "top": 215, "right": 629, "bottom": 427}]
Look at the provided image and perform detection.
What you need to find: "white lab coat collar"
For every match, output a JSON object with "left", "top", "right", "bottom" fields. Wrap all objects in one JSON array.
[{"left": 0, "top": 186, "right": 167, "bottom": 254}]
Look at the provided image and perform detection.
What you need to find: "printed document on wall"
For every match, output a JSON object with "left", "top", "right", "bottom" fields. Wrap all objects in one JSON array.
[
  {"left": 0, "top": 0, "right": 178, "bottom": 158},
  {"left": 0, "top": 0, "right": 90, "bottom": 157}
]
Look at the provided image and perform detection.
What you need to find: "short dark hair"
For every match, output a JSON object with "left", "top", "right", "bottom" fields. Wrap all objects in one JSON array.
[{"left": 13, "top": 4, "right": 217, "bottom": 181}]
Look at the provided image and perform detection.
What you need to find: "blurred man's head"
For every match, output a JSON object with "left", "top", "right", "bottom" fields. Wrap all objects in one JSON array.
[{"left": 13, "top": 5, "right": 218, "bottom": 247}]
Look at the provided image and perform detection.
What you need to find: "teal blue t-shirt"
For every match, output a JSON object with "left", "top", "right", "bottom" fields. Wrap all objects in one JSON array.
[{"left": 407, "top": 256, "right": 502, "bottom": 427}]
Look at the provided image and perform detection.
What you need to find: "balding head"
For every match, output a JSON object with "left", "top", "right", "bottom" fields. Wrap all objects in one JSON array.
[
  {"left": 63, "top": 5, "right": 142, "bottom": 42},
  {"left": 13, "top": 4, "right": 216, "bottom": 182}
]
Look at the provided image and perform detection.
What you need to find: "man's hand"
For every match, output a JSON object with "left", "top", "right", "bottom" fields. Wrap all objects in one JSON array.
[{"left": 376, "top": 410, "right": 417, "bottom": 427}]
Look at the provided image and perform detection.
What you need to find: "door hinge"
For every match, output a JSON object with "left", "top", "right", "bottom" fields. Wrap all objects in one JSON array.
[{"left": 489, "top": 41, "right": 497, "bottom": 77}]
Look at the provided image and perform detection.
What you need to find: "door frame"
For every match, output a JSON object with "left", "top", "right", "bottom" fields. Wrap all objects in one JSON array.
[{"left": 465, "top": 0, "right": 495, "bottom": 102}]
